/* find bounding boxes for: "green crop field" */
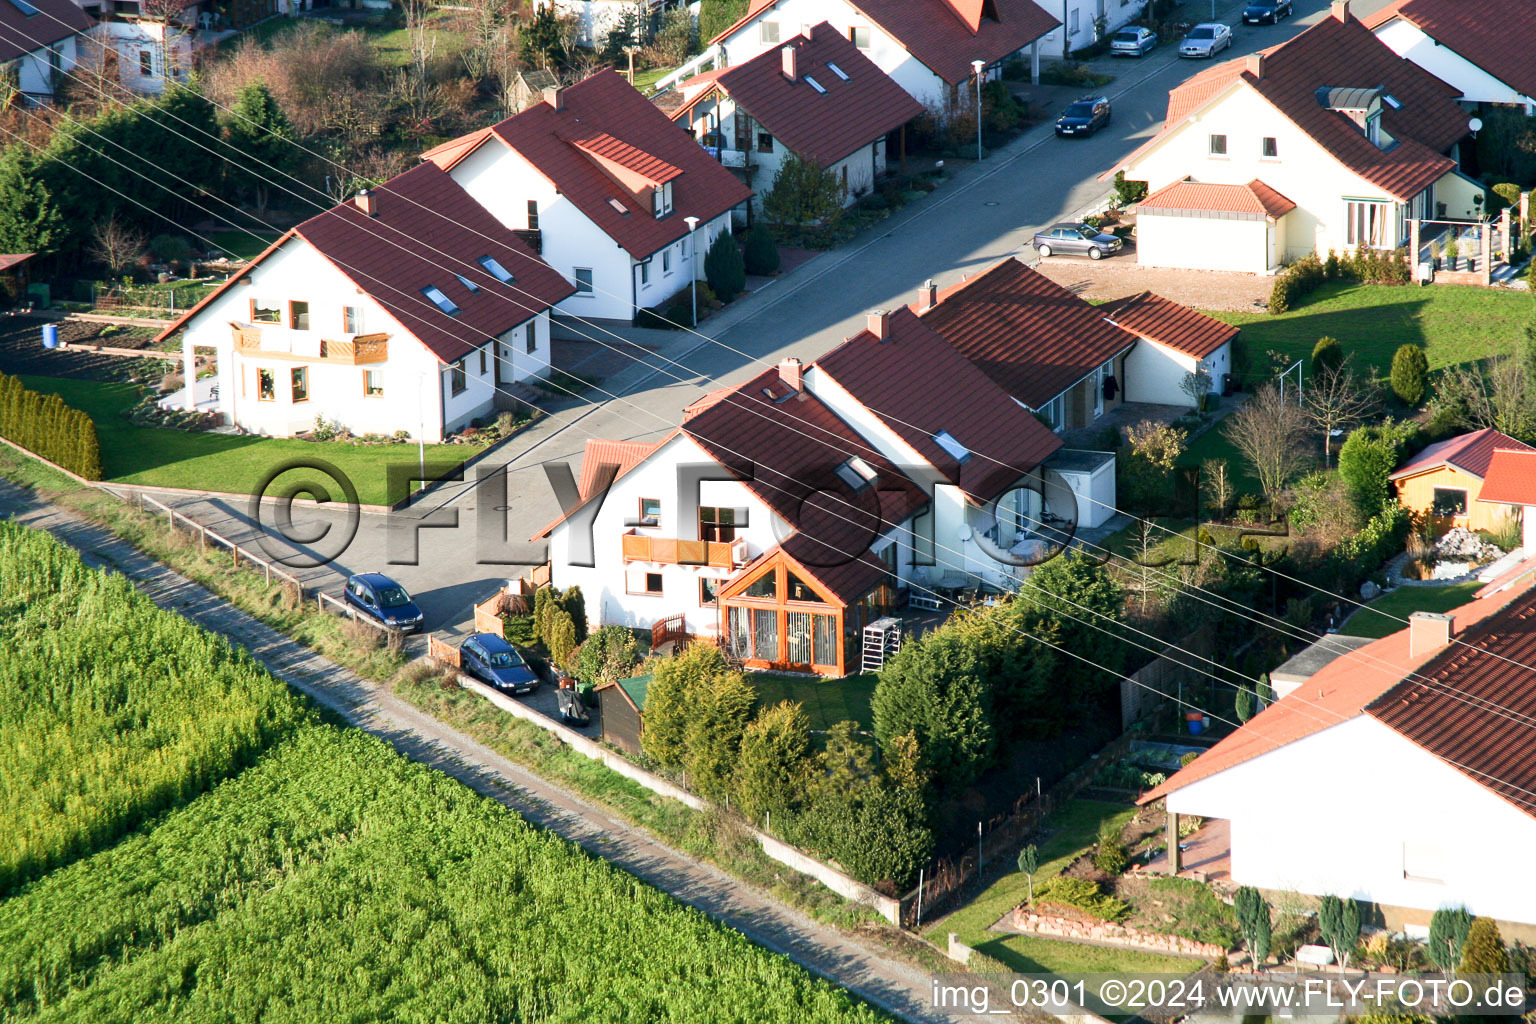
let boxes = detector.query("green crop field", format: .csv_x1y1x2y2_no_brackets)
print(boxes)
0,521,885,1023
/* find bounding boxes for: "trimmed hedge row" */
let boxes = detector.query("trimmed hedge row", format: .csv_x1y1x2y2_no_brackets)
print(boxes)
0,372,103,480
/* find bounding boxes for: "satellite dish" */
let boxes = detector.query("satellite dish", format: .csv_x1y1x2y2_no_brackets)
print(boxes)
1469,117,1484,132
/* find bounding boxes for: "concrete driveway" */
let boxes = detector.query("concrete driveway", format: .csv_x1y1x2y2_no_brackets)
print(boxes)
148,0,1391,636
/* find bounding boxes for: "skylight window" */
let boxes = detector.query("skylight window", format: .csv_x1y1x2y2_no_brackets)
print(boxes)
1383,93,1402,110
607,197,629,215
456,274,480,292
6,0,39,16
933,430,970,462
422,286,460,315
835,456,878,491
478,256,514,284
826,62,850,82
803,75,827,94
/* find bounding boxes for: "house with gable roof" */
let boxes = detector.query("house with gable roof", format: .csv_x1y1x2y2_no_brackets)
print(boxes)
1364,0,1536,114
154,162,574,441
1389,428,1535,535
1104,0,1480,276
670,22,923,212
1,0,92,100
422,70,754,325
1141,584,1536,937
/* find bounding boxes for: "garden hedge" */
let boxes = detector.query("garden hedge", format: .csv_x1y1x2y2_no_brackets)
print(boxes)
0,371,102,480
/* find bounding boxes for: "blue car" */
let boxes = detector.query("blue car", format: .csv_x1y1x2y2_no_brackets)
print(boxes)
460,633,539,694
343,572,424,632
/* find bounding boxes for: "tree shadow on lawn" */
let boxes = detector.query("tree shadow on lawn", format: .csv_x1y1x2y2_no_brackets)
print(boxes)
1216,283,1439,377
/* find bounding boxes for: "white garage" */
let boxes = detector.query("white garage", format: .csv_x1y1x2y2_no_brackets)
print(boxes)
1133,179,1294,276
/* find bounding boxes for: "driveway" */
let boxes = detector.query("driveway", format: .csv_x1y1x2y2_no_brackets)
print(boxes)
147,1,1380,637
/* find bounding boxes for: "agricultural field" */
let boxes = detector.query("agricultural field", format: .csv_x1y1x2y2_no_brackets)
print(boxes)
0,521,885,1023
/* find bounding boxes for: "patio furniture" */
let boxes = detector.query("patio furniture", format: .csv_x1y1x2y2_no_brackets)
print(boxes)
907,567,942,610
933,571,970,600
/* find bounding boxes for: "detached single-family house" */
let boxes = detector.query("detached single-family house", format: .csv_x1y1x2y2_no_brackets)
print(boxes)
1101,291,1239,406
705,0,1060,107
1,0,92,101
1142,586,1536,937
536,306,1077,672
530,0,671,49
1033,0,1154,62
1389,428,1534,533
1365,0,1536,114
87,5,196,94
422,70,753,324
670,22,922,212
155,162,575,441
1104,0,1479,275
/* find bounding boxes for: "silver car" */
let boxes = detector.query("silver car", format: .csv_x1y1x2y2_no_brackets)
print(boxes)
1110,26,1158,57
1033,223,1124,260
1179,22,1233,58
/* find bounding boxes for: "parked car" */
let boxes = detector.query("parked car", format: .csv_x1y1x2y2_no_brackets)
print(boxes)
1110,26,1158,56
460,632,540,694
1241,0,1292,23
343,572,424,631
1054,95,1112,137
1179,22,1233,58
1032,223,1124,260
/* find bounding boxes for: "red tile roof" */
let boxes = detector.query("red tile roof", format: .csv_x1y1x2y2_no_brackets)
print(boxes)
1107,10,1467,201
155,163,575,363
1474,449,1536,506
1389,428,1534,482
0,0,93,64
423,70,753,260
1102,291,1241,360
814,304,1063,503
576,439,662,500
710,0,1060,86
914,257,1139,411
691,22,923,169
0,253,34,272
1363,0,1536,102
1138,179,1297,219
1141,580,1534,809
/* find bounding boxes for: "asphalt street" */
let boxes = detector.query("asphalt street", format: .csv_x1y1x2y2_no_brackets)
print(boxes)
151,0,1392,635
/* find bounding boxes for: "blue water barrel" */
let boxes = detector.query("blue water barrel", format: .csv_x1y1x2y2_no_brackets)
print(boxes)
41,324,58,349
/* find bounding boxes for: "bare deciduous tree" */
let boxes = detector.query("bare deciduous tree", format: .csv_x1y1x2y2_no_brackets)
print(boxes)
1303,357,1380,466
1201,458,1233,521
90,216,148,276
1223,383,1312,507
1434,343,1536,444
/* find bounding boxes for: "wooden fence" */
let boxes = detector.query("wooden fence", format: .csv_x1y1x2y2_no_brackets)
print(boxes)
138,492,304,593
473,591,507,636
428,635,461,667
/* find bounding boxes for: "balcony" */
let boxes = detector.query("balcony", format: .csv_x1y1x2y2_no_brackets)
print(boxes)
621,529,748,568
231,325,389,365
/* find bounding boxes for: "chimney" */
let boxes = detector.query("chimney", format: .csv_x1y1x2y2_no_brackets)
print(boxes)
1331,0,1350,21
355,189,378,217
781,44,797,81
542,85,564,111
1409,611,1454,658
917,279,937,313
867,309,890,340
778,356,802,391
1245,53,1264,79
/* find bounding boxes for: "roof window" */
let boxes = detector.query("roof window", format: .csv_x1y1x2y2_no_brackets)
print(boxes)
826,62,850,82
607,197,629,215
422,286,460,315
803,75,826,94
933,430,970,462
6,0,38,15
835,456,878,491
478,256,514,283
456,274,480,292
1383,93,1402,109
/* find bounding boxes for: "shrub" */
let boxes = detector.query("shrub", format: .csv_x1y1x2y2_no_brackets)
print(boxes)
573,624,641,688
634,305,679,329
1034,876,1130,922
742,220,780,275
0,371,104,480
1311,336,1343,375
1112,170,1147,207
1458,918,1510,974
703,230,746,303
1390,344,1429,406
1268,253,1325,313
1093,819,1129,875
762,154,845,229
1338,424,1407,517
1428,906,1474,969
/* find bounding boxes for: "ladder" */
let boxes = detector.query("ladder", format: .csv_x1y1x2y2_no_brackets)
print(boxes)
861,617,902,673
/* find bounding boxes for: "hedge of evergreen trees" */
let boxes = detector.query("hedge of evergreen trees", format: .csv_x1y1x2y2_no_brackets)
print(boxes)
0,372,103,480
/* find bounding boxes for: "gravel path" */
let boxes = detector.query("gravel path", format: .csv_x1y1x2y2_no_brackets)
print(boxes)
1031,257,1275,312
0,478,962,1024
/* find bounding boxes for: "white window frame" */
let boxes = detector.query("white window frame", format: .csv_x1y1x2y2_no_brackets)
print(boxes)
759,20,779,43
1208,133,1228,156
573,268,594,295
1345,199,1391,249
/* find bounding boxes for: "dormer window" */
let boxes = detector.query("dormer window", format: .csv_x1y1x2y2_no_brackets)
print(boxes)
423,286,460,315
835,456,878,491
652,180,674,218
1366,110,1381,146
933,430,970,463
479,256,514,284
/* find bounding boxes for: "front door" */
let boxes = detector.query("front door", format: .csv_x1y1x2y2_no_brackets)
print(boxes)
494,342,507,388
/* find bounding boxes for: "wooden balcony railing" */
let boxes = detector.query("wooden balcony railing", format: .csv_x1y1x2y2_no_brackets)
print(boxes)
230,325,389,365
621,530,745,568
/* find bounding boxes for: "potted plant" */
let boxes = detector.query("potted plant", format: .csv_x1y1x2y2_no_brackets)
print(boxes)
1444,230,1459,271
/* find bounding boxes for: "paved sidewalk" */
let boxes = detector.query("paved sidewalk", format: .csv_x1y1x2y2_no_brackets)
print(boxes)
0,479,962,1024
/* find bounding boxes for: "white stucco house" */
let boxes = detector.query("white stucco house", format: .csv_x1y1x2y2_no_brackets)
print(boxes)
536,307,1079,672
422,69,753,325
1,0,92,101
1032,0,1149,60
154,162,575,442
670,22,922,214
89,14,194,94
1364,0,1536,114
697,0,1059,106
1144,586,1536,940
1102,290,1237,406
530,0,671,49
1104,1,1480,275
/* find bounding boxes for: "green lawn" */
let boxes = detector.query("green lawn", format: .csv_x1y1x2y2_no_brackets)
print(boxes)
208,229,282,262
365,10,468,67
750,672,877,732
23,375,469,506
1206,281,1535,378
632,65,675,92
1338,580,1484,638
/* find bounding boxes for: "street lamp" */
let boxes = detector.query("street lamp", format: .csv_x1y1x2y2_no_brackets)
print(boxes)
971,59,985,162
684,214,700,327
